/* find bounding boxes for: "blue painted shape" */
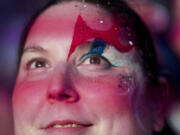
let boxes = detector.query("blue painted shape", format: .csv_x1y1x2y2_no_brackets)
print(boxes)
118,84,123,88
80,38,107,61
89,38,107,55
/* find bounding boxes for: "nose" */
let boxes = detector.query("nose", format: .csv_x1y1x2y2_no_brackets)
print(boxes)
46,70,79,104
47,89,79,104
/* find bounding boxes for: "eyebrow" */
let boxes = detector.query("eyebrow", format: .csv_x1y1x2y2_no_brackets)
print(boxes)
23,46,48,54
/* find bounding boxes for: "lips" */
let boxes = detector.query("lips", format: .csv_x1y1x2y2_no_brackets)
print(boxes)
43,120,93,129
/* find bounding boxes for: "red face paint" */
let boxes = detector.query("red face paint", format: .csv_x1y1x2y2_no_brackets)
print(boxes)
67,15,136,60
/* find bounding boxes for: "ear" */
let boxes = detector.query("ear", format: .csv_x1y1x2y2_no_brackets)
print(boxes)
153,77,170,132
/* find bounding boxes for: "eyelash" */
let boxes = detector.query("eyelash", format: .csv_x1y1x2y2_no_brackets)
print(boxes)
79,53,113,67
25,58,49,70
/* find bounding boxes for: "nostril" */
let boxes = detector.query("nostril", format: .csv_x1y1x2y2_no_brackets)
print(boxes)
58,92,79,103
47,90,79,104
59,94,70,100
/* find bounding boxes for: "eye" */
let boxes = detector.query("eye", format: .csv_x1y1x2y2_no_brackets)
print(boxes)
86,56,101,64
26,58,49,70
79,54,112,68
84,56,103,64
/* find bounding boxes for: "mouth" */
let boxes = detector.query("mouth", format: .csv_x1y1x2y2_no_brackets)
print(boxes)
43,120,93,129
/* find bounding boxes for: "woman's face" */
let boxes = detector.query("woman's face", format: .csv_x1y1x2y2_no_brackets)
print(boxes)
13,1,155,135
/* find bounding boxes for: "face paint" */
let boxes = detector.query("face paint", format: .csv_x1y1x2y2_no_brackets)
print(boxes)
80,38,107,60
13,2,154,135
67,15,136,60
78,38,116,68
78,38,139,69
118,74,133,94
89,38,107,55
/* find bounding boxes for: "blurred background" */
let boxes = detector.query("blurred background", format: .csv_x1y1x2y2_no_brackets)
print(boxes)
0,0,179,135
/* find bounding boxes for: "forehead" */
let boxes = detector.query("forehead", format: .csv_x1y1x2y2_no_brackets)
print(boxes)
26,1,136,59
27,1,113,40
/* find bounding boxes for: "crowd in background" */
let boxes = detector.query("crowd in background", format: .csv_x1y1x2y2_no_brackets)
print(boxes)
0,0,179,135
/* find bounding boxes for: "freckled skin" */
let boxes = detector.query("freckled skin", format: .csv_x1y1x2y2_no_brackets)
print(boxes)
13,1,155,135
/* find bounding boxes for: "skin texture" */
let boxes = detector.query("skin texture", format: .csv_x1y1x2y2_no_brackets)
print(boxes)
13,1,158,135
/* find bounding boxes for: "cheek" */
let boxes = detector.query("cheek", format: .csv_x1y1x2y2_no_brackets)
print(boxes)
13,79,48,121
117,73,134,94
72,71,135,114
